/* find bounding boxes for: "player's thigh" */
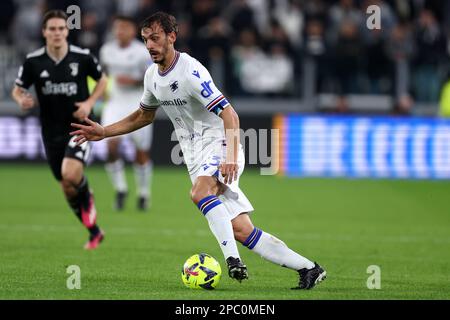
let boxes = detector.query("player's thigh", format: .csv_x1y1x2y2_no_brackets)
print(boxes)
61,157,84,184
43,141,66,181
130,124,153,152
135,149,149,164
61,135,91,182
106,137,121,158
190,176,220,203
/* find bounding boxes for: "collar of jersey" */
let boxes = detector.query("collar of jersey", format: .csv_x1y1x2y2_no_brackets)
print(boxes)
158,51,180,77
45,45,69,65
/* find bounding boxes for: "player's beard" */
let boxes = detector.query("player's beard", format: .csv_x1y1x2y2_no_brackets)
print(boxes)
152,39,170,65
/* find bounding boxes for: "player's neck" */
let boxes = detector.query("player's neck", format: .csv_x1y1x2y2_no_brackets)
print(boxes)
118,39,132,48
46,42,68,63
159,49,176,73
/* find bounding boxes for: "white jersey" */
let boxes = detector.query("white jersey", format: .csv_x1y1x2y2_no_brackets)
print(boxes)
100,40,154,151
140,51,231,173
100,39,151,102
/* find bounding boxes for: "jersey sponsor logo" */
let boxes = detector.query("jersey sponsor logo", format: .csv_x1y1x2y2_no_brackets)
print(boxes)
40,70,49,78
158,98,187,106
69,63,79,76
169,80,179,92
192,70,200,78
200,80,214,98
42,81,78,96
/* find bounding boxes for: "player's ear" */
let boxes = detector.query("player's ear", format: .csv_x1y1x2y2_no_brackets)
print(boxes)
63,25,69,37
168,31,177,45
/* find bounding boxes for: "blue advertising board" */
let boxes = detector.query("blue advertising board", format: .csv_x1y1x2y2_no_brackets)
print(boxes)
280,115,450,179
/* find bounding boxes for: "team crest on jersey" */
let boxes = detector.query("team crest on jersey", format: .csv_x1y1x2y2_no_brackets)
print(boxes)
69,63,79,76
170,80,179,93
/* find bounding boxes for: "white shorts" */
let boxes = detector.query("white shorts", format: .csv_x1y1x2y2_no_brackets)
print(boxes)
189,143,254,220
102,100,153,151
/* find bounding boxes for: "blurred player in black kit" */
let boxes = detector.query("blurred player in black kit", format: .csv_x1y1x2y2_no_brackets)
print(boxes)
11,10,108,249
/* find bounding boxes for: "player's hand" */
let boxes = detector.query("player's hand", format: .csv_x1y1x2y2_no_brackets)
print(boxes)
219,163,239,185
19,92,35,110
70,118,106,145
73,100,94,121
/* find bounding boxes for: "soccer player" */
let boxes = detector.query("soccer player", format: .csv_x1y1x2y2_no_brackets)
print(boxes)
71,12,326,288
12,10,108,250
99,16,154,211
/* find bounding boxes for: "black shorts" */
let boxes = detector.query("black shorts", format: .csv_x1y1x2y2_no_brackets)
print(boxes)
43,135,91,181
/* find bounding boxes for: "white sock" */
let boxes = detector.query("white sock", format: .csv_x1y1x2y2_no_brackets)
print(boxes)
197,195,240,260
244,228,315,270
133,161,152,198
105,159,127,193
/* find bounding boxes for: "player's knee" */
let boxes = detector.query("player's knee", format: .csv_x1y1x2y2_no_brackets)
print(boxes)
60,178,71,190
232,215,255,243
107,155,119,162
191,177,217,204
60,179,77,198
234,229,250,243
107,140,120,161
233,224,254,244
190,186,209,204
107,152,120,162
61,170,82,187
135,150,149,165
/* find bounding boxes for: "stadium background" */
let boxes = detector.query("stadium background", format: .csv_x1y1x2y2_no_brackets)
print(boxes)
0,0,449,300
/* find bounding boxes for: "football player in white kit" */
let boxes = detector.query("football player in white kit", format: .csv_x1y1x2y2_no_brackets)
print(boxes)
99,16,154,211
71,12,326,289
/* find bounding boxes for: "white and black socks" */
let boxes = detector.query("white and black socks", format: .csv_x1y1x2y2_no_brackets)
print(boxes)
105,159,128,194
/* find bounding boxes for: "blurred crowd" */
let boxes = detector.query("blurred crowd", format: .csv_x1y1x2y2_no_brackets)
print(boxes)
1,0,450,113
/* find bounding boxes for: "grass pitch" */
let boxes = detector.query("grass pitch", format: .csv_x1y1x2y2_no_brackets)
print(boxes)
0,164,449,299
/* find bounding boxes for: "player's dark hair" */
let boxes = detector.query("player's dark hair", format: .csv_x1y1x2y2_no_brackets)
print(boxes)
42,10,68,29
113,15,137,26
140,11,178,35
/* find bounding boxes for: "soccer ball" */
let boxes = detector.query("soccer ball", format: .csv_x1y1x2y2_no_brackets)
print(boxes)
181,253,222,290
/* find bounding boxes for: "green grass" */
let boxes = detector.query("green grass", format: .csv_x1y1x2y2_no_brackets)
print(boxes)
0,164,449,299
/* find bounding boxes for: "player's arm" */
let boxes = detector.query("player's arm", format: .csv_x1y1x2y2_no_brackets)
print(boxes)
12,59,35,110
11,85,35,110
70,108,156,145
73,73,108,121
72,65,159,145
185,61,240,184
219,105,240,184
